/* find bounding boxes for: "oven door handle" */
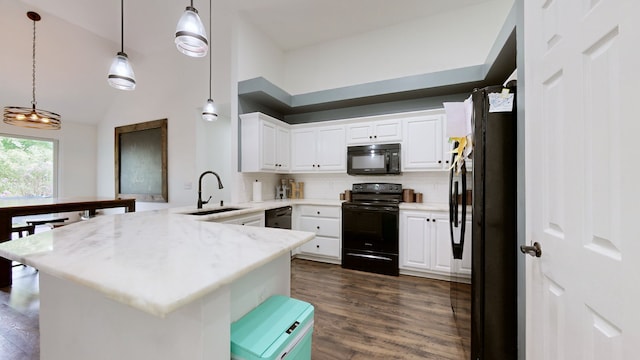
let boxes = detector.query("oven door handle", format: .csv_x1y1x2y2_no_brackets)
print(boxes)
343,204,398,213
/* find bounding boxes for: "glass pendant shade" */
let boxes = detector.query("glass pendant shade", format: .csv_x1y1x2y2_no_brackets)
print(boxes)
175,7,209,57
202,98,218,121
108,52,136,90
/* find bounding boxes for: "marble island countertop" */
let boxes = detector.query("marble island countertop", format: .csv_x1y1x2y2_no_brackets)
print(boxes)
0,208,315,318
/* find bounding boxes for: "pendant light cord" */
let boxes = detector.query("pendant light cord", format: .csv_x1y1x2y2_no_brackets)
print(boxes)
120,0,124,53
31,18,36,107
208,0,212,99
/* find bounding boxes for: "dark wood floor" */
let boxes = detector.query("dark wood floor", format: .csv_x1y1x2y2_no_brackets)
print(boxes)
0,259,469,359
0,265,39,360
291,259,469,359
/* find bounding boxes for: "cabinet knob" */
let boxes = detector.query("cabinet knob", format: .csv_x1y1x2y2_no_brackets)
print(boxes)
312,164,316,167
316,226,320,230
445,161,449,164
438,160,442,164
374,135,377,139
317,164,320,168
316,245,320,249
426,219,430,222
369,135,372,139
317,211,320,215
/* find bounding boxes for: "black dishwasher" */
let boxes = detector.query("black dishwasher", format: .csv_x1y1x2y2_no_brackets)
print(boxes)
265,206,292,229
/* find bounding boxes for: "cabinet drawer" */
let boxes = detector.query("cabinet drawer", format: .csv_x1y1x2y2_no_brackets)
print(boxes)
297,205,340,218
300,236,340,258
299,217,340,238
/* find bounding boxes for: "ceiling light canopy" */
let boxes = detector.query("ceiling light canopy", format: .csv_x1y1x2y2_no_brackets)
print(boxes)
175,1,208,57
107,0,136,90
3,11,61,130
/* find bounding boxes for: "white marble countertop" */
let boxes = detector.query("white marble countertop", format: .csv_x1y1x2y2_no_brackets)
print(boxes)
0,208,315,318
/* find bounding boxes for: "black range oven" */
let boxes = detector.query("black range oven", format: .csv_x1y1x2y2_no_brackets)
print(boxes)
341,183,402,276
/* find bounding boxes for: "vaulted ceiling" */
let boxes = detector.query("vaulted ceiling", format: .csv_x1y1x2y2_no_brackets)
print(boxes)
1,0,495,125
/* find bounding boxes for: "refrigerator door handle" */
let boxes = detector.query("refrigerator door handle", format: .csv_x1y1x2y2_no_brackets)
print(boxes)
453,181,459,225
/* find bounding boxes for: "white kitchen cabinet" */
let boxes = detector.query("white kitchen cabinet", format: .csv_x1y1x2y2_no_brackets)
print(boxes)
432,213,472,276
240,112,290,173
441,111,473,172
291,125,346,172
346,119,402,145
400,211,432,270
218,212,265,227
402,112,445,171
400,210,471,281
294,205,341,263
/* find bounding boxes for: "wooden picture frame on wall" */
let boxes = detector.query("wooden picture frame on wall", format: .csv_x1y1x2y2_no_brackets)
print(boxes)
115,119,168,202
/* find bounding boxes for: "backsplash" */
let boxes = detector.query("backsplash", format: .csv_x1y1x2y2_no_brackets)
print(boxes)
239,171,472,204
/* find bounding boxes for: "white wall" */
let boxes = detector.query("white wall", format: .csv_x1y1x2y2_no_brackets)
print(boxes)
233,1,510,203
0,121,97,200
236,17,286,89
282,0,513,94
96,3,236,211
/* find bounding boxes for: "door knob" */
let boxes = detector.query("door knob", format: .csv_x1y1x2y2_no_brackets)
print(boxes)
520,242,542,258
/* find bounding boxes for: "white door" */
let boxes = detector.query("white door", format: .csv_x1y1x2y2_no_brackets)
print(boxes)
525,0,640,359
402,115,443,170
260,120,277,170
316,126,346,171
399,211,431,270
290,128,317,171
276,126,290,171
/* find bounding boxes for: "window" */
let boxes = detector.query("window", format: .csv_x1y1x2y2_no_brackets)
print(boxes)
0,134,57,199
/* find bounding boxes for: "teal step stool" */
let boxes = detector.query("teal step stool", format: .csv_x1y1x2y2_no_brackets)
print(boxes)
231,295,314,360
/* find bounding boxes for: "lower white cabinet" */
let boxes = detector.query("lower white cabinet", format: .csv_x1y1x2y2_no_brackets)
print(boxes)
294,205,341,263
400,210,471,281
218,212,265,227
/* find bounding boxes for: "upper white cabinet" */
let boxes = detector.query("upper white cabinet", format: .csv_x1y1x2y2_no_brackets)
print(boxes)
402,112,444,171
346,119,402,145
291,125,346,172
240,109,459,174
240,112,290,173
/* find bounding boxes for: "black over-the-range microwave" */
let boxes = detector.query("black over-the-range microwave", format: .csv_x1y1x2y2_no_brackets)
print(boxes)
347,143,401,175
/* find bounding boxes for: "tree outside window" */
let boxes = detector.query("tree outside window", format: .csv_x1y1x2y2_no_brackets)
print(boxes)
0,135,55,199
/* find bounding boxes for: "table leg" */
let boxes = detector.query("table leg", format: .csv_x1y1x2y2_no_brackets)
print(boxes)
0,214,12,287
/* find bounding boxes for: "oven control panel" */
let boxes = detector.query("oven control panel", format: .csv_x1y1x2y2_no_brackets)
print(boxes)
352,183,402,194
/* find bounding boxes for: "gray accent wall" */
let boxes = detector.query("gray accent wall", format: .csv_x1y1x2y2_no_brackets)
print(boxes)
238,4,517,125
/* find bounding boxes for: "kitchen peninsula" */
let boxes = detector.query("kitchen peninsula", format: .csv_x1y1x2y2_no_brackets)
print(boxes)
0,197,136,287
0,207,315,360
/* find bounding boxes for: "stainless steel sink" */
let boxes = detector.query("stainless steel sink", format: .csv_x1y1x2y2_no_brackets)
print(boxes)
185,207,244,215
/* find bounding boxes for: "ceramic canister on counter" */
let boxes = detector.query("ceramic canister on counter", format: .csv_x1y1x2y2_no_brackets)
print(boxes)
345,190,352,201
414,193,423,203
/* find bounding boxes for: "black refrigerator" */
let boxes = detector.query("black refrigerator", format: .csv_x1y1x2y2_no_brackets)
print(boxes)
449,82,518,359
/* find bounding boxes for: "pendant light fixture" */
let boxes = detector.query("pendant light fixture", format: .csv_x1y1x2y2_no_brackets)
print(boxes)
175,0,208,57
3,12,61,130
107,0,136,90
201,0,217,122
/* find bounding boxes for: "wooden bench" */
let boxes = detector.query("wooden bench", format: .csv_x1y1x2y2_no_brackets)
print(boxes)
26,217,69,228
